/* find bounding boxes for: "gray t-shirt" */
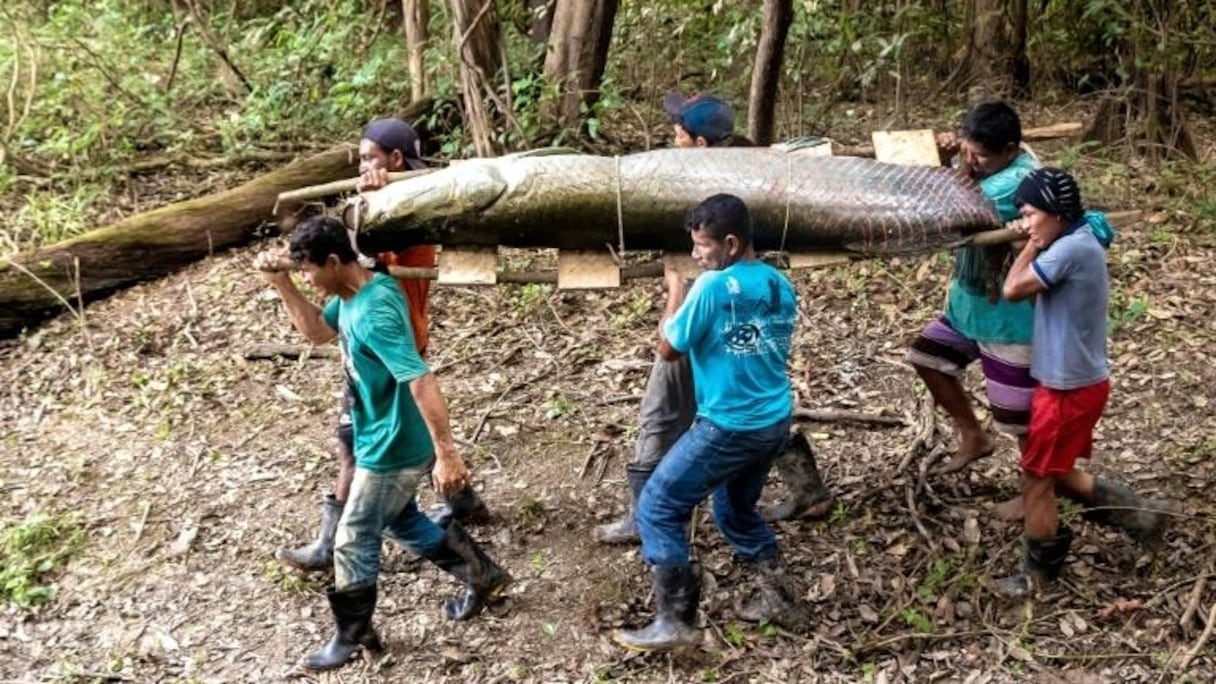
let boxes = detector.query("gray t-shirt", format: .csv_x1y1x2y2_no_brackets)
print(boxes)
1030,228,1110,389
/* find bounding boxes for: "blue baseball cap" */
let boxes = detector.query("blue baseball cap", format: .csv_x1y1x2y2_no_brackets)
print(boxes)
663,91,734,143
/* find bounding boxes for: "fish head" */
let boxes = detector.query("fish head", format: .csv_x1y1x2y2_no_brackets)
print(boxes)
364,161,507,229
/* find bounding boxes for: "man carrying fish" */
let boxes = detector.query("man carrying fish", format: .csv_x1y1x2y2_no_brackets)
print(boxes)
614,194,806,652
906,102,1040,494
274,118,490,575
264,215,511,671
594,92,834,547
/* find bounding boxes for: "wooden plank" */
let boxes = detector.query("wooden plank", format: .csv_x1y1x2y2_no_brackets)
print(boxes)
662,254,701,281
437,247,498,285
787,252,851,269
872,129,940,166
557,251,621,289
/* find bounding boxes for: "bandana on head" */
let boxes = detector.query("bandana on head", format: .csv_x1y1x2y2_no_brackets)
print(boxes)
1015,167,1084,223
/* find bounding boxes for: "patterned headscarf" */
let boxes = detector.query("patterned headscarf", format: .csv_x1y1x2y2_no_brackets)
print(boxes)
1015,167,1084,223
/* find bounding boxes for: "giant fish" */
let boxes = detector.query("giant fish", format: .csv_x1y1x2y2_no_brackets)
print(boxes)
344,147,1001,256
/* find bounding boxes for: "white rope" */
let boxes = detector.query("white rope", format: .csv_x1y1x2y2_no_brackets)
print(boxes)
778,153,793,260
614,155,626,258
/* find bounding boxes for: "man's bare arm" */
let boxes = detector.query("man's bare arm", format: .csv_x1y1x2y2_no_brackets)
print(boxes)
254,251,336,344
409,372,469,496
1003,241,1044,302
657,270,688,361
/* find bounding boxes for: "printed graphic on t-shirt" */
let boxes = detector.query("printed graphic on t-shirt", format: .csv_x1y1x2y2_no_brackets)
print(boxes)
719,275,796,357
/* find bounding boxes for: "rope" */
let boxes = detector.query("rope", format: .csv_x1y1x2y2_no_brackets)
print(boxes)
614,155,626,258
778,153,793,260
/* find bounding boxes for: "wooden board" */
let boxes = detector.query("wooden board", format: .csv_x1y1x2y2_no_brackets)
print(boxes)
662,253,701,281
871,129,940,167
557,251,621,289
787,252,851,269
437,247,498,285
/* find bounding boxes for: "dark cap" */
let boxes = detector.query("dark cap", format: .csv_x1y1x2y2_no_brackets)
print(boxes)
663,91,734,143
361,118,426,171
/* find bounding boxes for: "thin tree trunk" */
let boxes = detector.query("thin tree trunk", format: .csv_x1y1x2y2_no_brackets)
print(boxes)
403,0,430,101
747,0,793,146
542,0,619,133
449,0,503,156
1009,0,1030,96
956,0,1012,99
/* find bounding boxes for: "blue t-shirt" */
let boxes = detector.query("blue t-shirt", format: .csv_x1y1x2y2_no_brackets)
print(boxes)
322,273,434,471
1029,225,1110,389
944,152,1037,344
662,260,796,431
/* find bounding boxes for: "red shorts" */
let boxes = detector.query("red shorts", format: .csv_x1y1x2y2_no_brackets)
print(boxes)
1020,380,1110,478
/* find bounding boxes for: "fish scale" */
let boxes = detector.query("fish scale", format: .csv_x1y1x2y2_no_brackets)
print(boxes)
349,148,1000,256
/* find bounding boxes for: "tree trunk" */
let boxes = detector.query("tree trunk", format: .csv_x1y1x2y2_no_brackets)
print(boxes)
958,0,1012,99
541,0,619,133
526,0,556,45
0,145,359,338
747,0,794,146
1085,71,1199,161
449,0,504,157
1008,0,1030,97
402,0,430,101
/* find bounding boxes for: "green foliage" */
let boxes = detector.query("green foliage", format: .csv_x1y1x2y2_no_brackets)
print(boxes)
900,607,933,634
0,513,84,608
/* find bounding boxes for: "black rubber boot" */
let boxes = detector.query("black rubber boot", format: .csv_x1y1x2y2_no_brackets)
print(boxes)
613,565,703,652
278,494,343,572
762,431,834,522
302,583,384,671
428,484,494,528
1082,478,1173,546
594,464,652,545
995,526,1073,598
422,522,512,621
735,554,809,630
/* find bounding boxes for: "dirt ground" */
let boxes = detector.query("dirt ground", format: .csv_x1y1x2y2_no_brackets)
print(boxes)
2,113,1215,683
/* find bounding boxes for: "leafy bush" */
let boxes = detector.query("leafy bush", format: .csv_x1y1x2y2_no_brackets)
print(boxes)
0,513,84,608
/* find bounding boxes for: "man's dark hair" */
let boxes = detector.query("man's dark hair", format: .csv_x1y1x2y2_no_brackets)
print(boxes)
960,101,1022,153
289,216,358,266
684,193,753,246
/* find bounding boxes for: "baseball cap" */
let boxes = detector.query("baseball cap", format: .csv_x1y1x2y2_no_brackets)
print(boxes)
361,118,427,171
663,91,735,143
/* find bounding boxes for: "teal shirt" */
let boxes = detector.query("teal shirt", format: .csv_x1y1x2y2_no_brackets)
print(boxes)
944,152,1037,344
323,273,433,472
662,261,796,431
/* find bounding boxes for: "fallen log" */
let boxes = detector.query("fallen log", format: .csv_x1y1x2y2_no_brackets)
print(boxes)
832,122,1084,158
0,144,359,338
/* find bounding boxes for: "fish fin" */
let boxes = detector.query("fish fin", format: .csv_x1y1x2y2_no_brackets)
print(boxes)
771,136,832,154
499,147,582,160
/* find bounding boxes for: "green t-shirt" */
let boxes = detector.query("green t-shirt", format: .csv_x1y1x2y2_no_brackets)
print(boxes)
323,273,433,472
944,152,1037,344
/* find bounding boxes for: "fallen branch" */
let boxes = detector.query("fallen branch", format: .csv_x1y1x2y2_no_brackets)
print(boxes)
793,407,905,426
1179,598,1216,673
1180,560,1214,634
243,343,339,361
834,122,1085,158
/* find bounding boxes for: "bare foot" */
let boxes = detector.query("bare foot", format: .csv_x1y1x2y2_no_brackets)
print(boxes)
932,434,996,475
993,494,1025,522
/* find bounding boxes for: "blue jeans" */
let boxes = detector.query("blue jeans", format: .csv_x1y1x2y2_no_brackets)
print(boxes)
636,416,791,567
333,463,446,590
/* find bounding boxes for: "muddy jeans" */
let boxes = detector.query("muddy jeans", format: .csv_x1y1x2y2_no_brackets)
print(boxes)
633,355,697,469
333,462,446,590
636,416,791,567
